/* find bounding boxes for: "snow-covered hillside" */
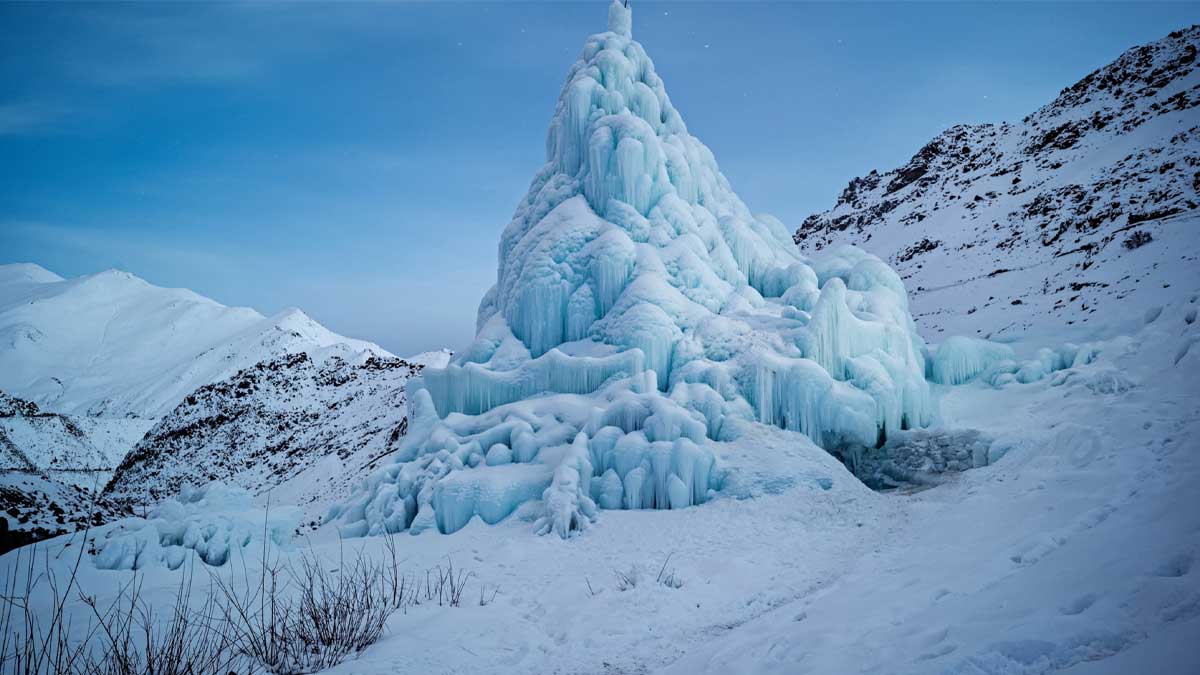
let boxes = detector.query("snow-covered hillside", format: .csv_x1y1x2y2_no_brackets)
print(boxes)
0,391,141,553
103,351,432,519
0,263,389,419
1,391,150,477
0,263,399,547
794,26,1200,342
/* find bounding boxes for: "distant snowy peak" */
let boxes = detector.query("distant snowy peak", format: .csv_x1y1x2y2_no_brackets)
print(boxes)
104,351,426,516
407,348,454,369
0,262,63,287
0,388,152,478
794,25,1200,341
0,264,392,418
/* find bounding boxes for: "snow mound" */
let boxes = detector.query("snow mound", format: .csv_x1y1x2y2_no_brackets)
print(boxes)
331,2,932,539
92,482,297,570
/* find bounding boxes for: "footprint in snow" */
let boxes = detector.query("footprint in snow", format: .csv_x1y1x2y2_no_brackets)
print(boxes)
1151,551,1193,578
1060,592,1098,616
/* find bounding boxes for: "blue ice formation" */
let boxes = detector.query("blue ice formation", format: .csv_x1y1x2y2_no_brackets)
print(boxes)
330,2,933,538
92,482,297,570
928,337,1094,387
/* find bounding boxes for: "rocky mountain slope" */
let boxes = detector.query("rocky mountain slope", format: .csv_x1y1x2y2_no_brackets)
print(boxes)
0,391,142,553
0,263,389,419
1,391,150,477
103,350,447,522
794,26,1200,342
0,263,414,547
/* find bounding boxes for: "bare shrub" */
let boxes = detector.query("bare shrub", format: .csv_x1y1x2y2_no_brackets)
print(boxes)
655,553,683,589
0,539,94,675
213,542,396,675
478,584,500,607
78,564,245,675
0,537,248,675
613,565,639,592
1123,230,1153,250
1,520,488,675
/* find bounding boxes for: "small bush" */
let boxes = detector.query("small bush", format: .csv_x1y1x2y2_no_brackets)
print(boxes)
1123,230,1153,250
655,553,683,589
1,525,489,675
0,537,246,675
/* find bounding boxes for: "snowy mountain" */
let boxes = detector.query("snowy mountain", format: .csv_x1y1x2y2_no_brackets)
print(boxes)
1,391,150,477
794,26,1200,342
103,351,435,520
0,263,399,546
0,263,390,419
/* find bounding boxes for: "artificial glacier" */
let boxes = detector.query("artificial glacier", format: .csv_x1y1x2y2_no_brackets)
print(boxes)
330,1,934,539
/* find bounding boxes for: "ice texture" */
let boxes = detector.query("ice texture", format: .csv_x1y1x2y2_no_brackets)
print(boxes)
91,482,297,570
332,1,933,538
930,336,1094,388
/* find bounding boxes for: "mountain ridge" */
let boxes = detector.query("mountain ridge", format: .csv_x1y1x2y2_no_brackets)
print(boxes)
0,263,391,419
794,25,1200,342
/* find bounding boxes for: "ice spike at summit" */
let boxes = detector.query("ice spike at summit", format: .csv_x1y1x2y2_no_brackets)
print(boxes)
329,1,933,539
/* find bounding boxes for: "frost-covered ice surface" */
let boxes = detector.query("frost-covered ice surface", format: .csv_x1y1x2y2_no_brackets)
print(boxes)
332,0,931,539
89,482,297,570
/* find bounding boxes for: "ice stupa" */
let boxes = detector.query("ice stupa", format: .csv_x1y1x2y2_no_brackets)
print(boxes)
331,1,932,538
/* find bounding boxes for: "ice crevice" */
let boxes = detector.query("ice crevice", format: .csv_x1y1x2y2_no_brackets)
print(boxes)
331,1,939,539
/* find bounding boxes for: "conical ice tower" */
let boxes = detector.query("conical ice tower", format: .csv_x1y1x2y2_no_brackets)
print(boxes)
332,2,932,538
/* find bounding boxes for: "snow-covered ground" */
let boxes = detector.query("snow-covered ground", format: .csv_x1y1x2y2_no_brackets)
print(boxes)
666,298,1200,675
5,294,1196,674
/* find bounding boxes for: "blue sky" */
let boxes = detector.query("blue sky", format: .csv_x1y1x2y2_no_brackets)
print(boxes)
2,1,1195,355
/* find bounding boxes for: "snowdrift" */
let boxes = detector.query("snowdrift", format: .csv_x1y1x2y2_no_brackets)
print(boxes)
331,2,933,539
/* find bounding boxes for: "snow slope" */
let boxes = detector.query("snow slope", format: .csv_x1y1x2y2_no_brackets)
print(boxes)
0,391,150,552
7,295,1196,673
103,352,428,520
794,26,1200,344
0,263,390,419
664,296,1200,675
1,391,150,475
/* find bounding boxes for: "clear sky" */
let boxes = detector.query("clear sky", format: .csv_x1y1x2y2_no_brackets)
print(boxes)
2,1,1196,355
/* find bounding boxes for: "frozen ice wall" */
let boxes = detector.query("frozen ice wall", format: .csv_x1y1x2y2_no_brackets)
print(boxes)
331,1,933,538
